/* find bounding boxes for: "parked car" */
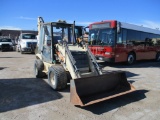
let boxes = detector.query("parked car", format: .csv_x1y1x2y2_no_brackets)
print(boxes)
0,38,13,51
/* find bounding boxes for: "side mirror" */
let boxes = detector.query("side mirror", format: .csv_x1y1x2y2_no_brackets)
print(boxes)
117,22,121,34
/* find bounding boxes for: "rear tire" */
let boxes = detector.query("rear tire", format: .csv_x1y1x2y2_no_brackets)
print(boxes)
34,59,46,78
127,53,135,65
48,65,67,90
155,52,160,62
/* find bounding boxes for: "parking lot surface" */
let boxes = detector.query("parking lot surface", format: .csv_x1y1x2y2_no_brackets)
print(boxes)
0,52,160,120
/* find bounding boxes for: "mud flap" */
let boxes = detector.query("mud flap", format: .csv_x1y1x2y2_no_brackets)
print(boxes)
70,71,135,106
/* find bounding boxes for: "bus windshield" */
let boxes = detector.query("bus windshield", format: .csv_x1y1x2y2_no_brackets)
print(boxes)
88,28,115,46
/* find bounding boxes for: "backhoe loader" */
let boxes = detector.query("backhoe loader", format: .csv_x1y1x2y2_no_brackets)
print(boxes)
34,17,135,106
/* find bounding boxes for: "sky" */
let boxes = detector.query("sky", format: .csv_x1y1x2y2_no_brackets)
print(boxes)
0,0,160,30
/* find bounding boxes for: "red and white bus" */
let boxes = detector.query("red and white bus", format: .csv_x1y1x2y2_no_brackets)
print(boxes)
88,20,160,64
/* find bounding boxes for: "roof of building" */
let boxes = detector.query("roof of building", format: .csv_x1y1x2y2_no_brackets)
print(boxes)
0,29,38,40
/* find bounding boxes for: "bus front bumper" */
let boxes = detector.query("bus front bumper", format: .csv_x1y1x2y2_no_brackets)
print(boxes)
96,56,115,62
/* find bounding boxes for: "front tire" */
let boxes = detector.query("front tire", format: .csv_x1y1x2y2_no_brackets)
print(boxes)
48,65,67,90
127,53,135,65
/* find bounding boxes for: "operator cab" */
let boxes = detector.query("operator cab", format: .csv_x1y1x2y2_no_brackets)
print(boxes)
38,21,84,63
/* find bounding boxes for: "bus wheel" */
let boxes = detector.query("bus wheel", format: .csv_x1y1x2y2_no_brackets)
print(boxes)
127,53,135,65
155,52,160,62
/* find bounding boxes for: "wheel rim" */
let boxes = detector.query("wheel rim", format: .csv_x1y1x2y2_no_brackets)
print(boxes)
50,72,55,86
128,54,134,64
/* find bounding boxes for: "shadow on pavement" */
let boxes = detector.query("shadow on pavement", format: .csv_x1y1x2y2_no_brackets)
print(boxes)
0,78,62,113
98,60,160,69
102,70,140,78
79,90,148,115
0,67,8,70
0,57,22,58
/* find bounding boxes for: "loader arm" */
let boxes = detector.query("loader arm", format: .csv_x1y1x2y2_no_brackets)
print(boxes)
63,42,81,78
85,44,102,75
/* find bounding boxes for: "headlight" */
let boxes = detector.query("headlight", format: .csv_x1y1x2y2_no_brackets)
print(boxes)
105,52,114,55
105,52,110,55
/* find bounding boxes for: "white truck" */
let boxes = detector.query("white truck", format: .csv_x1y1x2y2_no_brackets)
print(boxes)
17,33,37,54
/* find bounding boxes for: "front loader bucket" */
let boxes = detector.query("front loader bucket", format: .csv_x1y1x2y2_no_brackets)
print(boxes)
70,71,135,106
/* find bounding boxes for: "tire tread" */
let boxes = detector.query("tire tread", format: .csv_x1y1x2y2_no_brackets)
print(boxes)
48,65,67,90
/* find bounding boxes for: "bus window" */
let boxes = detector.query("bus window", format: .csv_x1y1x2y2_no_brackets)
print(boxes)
117,29,122,43
141,32,149,41
127,30,141,44
141,32,155,46
157,35,160,45
152,34,160,45
127,29,134,44
122,29,127,44
117,29,127,44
